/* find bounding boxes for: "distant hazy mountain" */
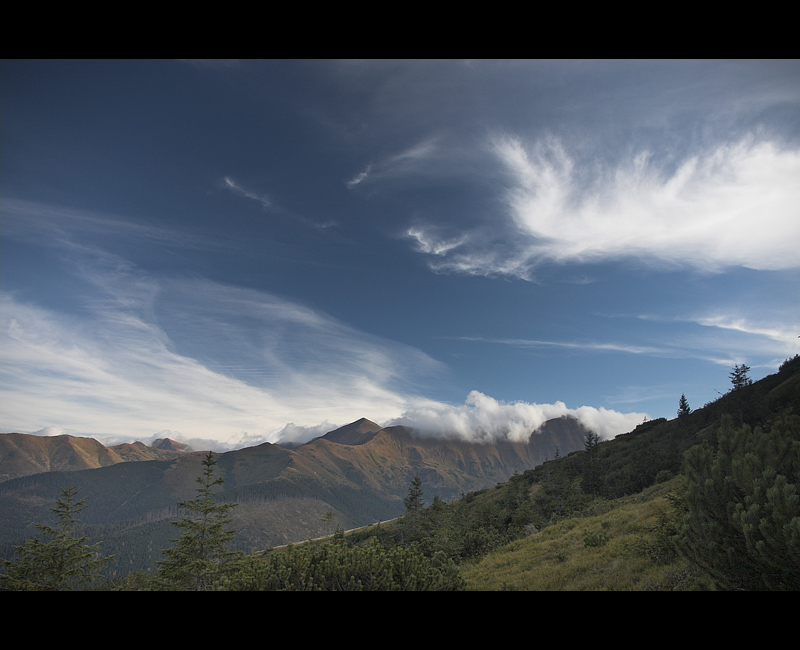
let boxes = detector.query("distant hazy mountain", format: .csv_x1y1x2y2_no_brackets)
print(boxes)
0,416,590,572
0,433,190,482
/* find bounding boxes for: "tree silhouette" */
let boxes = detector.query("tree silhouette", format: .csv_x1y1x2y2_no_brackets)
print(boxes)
0,485,113,591
729,364,752,391
156,452,239,590
678,394,691,419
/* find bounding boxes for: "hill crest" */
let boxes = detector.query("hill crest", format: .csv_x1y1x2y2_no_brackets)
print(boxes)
0,432,190,482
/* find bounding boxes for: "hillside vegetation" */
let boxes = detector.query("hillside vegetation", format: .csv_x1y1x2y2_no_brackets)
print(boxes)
459,476,710,590
2,356,798,590
0,415,589,573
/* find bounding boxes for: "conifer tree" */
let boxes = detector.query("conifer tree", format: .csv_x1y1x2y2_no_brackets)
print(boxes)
729,363,752,391
677,394,691,419
156,452,239,590
581,431,604,496
404,475,425,515
728,363,753,423
675,415,800,590
0,485,113,591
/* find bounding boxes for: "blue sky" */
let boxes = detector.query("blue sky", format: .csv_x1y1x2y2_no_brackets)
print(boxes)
2,59,799,450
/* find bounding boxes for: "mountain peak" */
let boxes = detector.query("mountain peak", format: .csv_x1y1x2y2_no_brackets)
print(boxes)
150,437,192,452
319,418,383,445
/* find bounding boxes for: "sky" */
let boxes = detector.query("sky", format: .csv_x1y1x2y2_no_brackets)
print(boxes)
2,59,799,451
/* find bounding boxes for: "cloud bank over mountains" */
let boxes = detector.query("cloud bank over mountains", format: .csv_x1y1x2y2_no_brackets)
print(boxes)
389,390,646,444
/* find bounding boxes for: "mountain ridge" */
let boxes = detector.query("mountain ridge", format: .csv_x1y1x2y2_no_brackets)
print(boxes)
0,433,191,483
0,415,591,570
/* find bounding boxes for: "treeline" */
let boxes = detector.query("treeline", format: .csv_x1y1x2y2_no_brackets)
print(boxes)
0,453,463,591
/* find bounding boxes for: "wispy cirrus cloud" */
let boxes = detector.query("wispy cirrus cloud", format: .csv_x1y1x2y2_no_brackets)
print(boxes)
222,176,336,230
636,311,800,368
4,266,655,449
455,305,800,371
2,198,221,252
0,276,446,449
346,136,442,188
454,335,666,357
407,134,800,279
223,176,272,209
0,210,443,448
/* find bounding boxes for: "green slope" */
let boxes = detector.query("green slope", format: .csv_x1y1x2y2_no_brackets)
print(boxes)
345,356,800,590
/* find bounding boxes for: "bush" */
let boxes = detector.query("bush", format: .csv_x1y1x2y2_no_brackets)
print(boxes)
220,538,465,591
675,415,800,590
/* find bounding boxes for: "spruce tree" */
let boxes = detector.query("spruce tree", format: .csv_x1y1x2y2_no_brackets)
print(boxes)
0,485,114,591
677,394,691,419
404,475,425,514
729,363,752,391
156,452,239,590
581,431,604,496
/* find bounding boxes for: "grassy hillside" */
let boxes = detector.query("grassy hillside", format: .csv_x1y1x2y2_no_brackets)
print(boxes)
343,355,800,590
459,476,712,590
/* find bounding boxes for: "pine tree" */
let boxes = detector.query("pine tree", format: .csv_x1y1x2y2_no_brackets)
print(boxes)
0,485,114,591
404,475,425,515
584,431,601,452
729,363,752,391
675,415,800,590
581,432,604,496
678,394,691,419
728,363,753,423
156,452,239,590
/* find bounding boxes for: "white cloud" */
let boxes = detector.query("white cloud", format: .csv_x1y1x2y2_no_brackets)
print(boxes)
33,426,70,437
346,164,372,188
273,421,341,446
0,273,445,450
223,176,272,209
691,314,798,346
2,198,220,252
673,312,800,368
406,226,467,256
456,335,666,356
410,134,800,278
0,272,650,449
222,176,336,230
346,137,442,189
389,390,646,443
455,307,800,374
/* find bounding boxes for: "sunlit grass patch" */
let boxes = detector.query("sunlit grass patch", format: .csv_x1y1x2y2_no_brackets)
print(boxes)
461,479,710,590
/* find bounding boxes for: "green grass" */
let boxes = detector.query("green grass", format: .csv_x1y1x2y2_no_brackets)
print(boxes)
460,478,714,591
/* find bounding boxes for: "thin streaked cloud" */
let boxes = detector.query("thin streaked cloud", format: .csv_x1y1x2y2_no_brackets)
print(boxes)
223,176,272,209
454,335,667,357
2,198,223,251
0,273,446,449
407,134,800,279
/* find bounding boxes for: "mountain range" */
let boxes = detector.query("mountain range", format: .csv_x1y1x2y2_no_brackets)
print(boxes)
0,414,590,573
0,433,189,483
